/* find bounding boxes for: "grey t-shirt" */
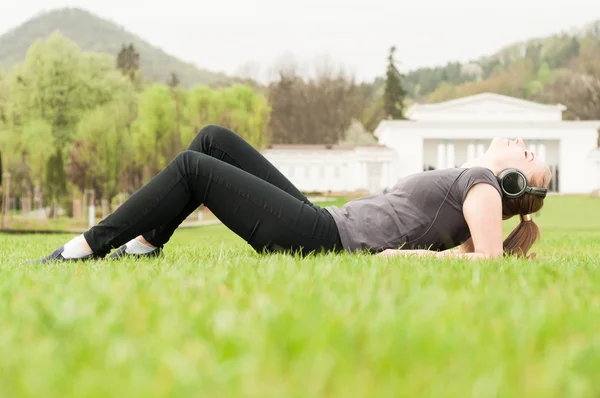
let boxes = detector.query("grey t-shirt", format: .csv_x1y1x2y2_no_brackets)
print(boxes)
324,167,502,253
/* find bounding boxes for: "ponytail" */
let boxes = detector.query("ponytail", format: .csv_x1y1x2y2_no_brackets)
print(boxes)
503,217,541,259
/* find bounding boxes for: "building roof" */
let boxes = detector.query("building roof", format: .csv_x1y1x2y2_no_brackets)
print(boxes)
376,120,600,129
373,120,600,140
265,144,389,151
406,92,566,119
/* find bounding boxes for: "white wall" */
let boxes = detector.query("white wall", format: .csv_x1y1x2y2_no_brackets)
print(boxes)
375,128,423,181
560,134,598,193
262,147,395,193
587,150,600,193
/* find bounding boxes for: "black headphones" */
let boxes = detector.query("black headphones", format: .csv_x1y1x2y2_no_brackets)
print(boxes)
497,168,547,199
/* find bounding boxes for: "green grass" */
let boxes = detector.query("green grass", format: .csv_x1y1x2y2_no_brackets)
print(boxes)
1,196,600,397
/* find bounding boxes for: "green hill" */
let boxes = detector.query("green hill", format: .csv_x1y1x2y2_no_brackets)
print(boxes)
403,19,600,101
0,8,230,87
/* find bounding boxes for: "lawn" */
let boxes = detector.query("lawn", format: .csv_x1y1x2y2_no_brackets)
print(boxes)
1,196,600,397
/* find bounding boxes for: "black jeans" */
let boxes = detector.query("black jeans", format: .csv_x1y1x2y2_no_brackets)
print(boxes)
83,125,343,257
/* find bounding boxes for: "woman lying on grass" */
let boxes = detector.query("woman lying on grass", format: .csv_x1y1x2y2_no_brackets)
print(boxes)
35,125,551,263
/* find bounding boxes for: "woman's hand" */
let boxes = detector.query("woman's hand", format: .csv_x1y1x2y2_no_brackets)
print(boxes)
377,249,400,257
377,249,433,258
377,247,497,260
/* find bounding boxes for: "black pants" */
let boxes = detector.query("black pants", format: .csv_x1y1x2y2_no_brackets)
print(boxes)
83,125,343,257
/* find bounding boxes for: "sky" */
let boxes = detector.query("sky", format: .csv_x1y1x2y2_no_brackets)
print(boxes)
1,0,599,82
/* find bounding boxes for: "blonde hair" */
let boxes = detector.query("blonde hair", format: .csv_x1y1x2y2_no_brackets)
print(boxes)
501,166,552,259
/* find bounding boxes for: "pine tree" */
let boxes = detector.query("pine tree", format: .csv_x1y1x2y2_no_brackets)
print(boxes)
117,43,140,82
167,72,180,88
384,46,407,119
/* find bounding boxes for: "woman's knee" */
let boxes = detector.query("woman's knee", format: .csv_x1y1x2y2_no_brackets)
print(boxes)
175,150,203,171
190,125,234,148
198,124,228,137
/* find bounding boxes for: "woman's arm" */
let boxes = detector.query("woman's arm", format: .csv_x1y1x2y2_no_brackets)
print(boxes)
377,184,504,260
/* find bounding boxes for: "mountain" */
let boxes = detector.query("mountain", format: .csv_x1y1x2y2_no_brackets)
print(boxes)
0,8,230,87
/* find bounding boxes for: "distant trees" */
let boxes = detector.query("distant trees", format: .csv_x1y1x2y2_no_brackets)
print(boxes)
267,63,362,145
426,60,537,103
404,62,479,99
5,33,132,205
401,32,593,101
0,33,271,215
541,42,600,120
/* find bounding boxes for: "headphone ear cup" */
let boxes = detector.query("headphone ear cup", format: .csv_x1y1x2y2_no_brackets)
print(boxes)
499,169,527,198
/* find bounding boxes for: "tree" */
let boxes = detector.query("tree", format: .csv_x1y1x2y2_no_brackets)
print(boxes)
187,84,271,149
6,34,86,203
542,72,600,120
0,72,7,125
0,73,9,159
117,43,140,82
168,72,184,156
69,99,135,200
167,72,180,88
44,147,67,217
541,43,600,120
11,34,84,143
19,120,54,197
383,46,407,119
267,62,360,145
338,120,378,145
218,84,271,149
132,84,178,175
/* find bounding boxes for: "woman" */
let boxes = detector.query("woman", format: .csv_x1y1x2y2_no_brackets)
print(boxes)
35,125,551,263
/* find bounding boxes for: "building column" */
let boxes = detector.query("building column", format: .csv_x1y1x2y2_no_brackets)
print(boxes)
352,161,360,191
437,141,446,170
467,142,476,162
537,143,546,162
361,161,368,190
477,143,485,157
382,162,390,189
344,162,351,191
446,142,455,169
529,143,538,159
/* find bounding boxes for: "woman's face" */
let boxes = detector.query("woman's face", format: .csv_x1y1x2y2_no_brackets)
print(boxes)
485,137,548,183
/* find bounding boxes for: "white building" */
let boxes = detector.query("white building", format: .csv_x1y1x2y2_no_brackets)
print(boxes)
264,93,600,194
